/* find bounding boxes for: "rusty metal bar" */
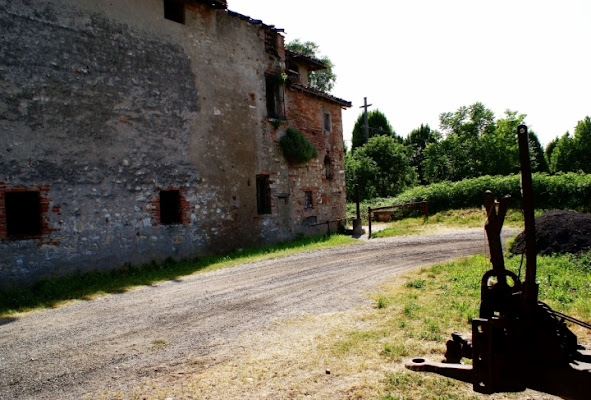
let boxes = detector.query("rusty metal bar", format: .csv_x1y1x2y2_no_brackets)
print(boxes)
517,124,538,309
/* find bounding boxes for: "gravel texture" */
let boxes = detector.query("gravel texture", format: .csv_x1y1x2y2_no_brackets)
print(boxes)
0,228,516,399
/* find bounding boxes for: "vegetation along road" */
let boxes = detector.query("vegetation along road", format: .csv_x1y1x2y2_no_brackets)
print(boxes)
0,228,516,399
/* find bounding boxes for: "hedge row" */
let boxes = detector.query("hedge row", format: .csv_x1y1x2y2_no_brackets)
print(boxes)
348,173,591,216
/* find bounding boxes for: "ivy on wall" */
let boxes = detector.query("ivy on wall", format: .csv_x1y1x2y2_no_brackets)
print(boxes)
279,128,317,165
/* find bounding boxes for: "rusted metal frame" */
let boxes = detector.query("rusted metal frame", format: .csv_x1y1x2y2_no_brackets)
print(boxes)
405,125,591,400
517,124,539,310
483,191,511,272
538,302,591,331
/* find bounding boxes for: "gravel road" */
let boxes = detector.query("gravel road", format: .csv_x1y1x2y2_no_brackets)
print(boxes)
0,229,516,399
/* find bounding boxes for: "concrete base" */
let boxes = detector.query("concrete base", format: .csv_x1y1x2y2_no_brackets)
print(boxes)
352,218,364,236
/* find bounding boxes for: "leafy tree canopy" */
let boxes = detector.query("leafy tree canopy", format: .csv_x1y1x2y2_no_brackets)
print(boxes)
404,124,441,185
351,109,401,151
285,39,336,93
550,116,591,173
423,104,548,183
440,101,495,138
346,135,416,200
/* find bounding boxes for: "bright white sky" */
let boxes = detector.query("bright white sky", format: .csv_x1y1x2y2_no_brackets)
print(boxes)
235,0,590,148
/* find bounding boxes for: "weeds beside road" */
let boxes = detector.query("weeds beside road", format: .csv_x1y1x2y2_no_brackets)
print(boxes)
2,210,589,399
121,251,590,400
0,228,504,400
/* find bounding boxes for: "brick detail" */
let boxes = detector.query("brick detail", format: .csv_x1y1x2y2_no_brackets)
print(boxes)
0,183,57,241
148,187,191,225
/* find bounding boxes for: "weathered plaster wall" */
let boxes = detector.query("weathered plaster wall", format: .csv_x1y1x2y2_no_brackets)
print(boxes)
0,0,281,288
0,0,347,289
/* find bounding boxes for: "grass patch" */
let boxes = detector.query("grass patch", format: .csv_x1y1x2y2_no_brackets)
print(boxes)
296,250,590,399
0,234,356,317
99,250,591,400
150,339,171,351
365,251,591,399
370,208,524,239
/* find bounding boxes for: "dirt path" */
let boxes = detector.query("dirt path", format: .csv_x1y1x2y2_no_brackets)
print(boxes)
0,228,515,400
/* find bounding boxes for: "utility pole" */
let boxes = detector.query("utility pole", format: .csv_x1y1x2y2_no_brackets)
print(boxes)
360,97,372,144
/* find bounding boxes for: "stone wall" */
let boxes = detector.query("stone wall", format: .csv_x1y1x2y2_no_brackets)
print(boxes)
0,0,348,289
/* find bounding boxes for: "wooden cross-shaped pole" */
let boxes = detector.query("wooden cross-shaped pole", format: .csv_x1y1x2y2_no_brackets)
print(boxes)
360,97,372,144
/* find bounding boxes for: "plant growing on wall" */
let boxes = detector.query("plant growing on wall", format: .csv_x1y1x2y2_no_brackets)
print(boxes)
279,128,318,165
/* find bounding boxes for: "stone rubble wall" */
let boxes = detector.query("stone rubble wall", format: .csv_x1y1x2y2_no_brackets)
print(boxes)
0,0,347,289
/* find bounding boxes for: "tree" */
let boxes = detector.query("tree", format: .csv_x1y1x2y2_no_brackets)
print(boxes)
440,102,495,138
345,135,416,200
285,39,336,93
422,102,497,183
550,132,575,173
423,134,476,183
404,124,440,185
528,131,549,173
479,109,523,176
550,116,591,173
545,137,559,165
484,110,548,174
351,109,400,151
423,104,547,183
574,116,591,172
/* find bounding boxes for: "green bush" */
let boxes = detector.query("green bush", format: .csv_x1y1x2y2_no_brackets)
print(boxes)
349,173,591,215
279,128,317,165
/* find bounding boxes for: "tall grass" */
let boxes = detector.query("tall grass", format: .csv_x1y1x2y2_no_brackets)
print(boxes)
340,251,591,399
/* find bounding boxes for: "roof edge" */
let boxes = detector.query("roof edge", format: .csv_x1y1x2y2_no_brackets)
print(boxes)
285,49,326,71
289,84,352,108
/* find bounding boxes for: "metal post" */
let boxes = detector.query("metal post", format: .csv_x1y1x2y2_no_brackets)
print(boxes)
517,124,538,309
355,184,361,220
352,184,363,235
368,207,372,239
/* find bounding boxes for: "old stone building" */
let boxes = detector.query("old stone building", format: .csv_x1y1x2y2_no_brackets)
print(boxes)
0,0,351,289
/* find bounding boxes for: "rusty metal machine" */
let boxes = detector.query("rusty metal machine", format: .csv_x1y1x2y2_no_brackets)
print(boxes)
405,125,591,400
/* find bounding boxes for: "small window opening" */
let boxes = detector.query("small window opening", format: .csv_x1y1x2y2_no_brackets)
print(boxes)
265,75,283,119
6,191,41,237
324,155,334,180
287,62,300,83
256,175,272,214
305,191,314,209
164,0,185,24
160,190,182,224
323,111,332,132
